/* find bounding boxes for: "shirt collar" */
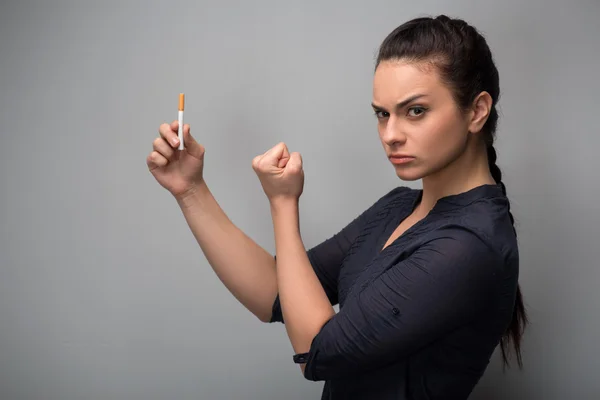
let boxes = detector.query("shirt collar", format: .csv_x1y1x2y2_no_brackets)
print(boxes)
411,183,504,214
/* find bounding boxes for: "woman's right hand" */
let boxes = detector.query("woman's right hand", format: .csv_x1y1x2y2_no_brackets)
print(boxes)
147,121,206,199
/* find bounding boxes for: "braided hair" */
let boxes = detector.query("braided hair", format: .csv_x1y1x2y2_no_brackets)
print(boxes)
376,15,528,369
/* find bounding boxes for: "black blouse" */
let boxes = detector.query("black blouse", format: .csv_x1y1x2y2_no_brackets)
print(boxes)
270,184,519,400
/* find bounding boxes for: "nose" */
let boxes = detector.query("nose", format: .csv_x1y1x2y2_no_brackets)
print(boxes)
380,116,407,147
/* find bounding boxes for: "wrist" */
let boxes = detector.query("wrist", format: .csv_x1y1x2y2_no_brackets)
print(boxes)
269,197,298,213
175,181,209,210
270,198,300,232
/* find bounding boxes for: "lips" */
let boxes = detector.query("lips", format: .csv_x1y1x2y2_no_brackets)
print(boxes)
388,155,415,165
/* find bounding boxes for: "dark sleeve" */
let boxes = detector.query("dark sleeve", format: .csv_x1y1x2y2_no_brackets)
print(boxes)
269,187,403,324
297,227,501,381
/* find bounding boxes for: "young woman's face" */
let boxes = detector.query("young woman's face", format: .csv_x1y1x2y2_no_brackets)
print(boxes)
372,60,471,181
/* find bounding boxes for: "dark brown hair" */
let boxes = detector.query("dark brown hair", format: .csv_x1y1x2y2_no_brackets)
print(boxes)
375,15,528,369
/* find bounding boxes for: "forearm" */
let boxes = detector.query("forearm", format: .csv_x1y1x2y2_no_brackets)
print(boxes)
270,200,335,356
176,182,278,322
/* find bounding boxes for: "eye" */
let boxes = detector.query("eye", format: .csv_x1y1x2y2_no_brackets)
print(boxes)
407,106,427,117
374,110,389,119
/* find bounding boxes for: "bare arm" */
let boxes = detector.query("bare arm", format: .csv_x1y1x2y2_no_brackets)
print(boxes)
175,182,277,322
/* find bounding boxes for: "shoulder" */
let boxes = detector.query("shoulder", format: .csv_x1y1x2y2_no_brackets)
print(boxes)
397,226,507,297
429,197,519,275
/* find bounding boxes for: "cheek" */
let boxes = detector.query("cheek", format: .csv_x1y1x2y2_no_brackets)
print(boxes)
417,114,466,157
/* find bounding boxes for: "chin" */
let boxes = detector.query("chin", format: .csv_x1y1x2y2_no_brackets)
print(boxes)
394,167,424,182
396,174,421,182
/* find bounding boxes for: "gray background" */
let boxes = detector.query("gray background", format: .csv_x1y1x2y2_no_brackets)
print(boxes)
1,0,599,399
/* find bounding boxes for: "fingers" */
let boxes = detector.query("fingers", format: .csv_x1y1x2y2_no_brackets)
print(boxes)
147,151,168,169
253,142,289,170
164,121,204,157
153,136,175,159
169,120,191,137
150,122,185,170
251,154,262,171
264,142,287,160
160,122,181,148
289,151,302,165
287,152,303,172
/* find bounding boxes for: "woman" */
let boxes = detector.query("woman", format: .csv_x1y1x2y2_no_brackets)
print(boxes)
147,14,527,400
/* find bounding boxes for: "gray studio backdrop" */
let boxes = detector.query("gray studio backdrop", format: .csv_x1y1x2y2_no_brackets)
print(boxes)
1,1,599,399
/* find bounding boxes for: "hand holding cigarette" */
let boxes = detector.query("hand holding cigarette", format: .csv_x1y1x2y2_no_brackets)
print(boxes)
147,93,207,199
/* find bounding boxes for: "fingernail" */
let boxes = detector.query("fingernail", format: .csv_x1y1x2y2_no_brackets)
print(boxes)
172,138,179,146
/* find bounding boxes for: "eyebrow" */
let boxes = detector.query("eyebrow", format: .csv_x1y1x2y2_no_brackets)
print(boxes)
371,94,428,112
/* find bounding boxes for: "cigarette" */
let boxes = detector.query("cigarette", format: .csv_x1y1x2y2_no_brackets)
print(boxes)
178,93,185,150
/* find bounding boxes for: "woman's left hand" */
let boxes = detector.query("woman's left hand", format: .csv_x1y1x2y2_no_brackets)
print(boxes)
252,142,304,204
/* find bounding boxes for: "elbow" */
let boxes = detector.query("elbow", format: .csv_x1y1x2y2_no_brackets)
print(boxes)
301,357,366,382
257,305,284,323
256,309,273,323
294,348,333,382
259,294,282,323
298,342,371,381
257,315,270,323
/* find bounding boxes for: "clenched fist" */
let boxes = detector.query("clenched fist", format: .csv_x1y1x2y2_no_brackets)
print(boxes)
252,142,304,203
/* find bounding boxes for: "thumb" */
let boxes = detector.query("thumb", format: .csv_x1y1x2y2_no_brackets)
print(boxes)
182,125,205,158
278,144,290,168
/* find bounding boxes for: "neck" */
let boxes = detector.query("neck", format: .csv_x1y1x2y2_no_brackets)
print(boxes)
417,138,495,214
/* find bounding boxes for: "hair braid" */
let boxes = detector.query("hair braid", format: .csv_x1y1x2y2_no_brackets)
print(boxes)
487,144,527,369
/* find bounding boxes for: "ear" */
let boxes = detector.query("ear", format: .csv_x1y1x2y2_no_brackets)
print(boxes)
468,91,493,134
